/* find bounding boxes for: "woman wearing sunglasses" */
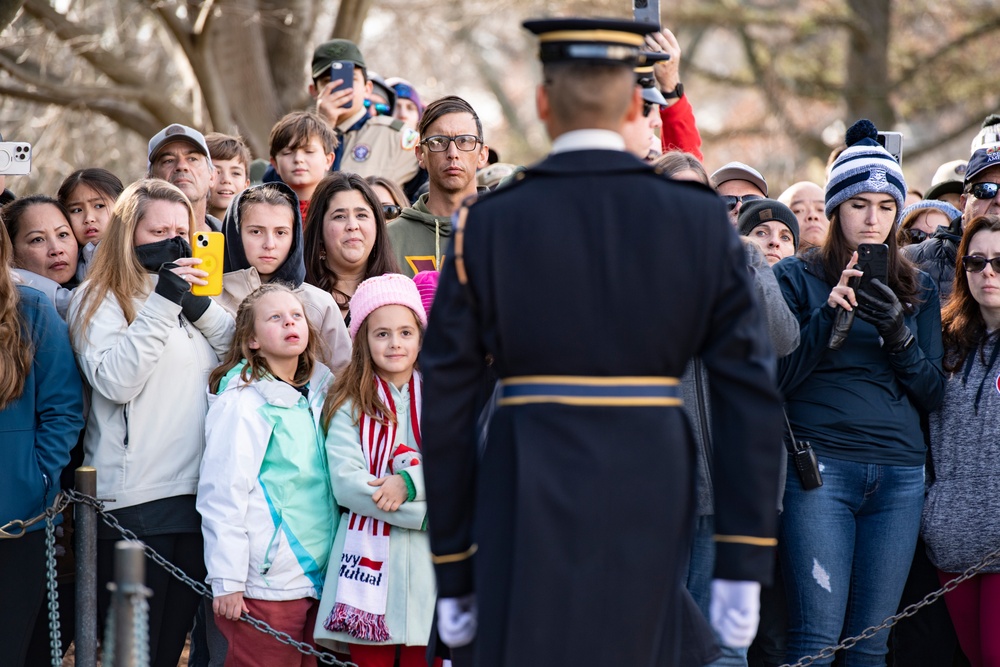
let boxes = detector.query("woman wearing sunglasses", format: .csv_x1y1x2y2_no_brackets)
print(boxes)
922,213,1000,667
773,119,945,666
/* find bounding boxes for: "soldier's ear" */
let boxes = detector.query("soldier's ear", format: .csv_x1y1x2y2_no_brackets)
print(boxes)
623,85,642,123
536,83,550,122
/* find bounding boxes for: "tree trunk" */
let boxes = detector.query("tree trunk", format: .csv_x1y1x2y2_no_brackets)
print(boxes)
331,0,372,44
844,0,895,127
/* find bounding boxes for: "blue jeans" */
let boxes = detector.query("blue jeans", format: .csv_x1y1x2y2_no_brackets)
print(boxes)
687,514,750,667
780,456,924,667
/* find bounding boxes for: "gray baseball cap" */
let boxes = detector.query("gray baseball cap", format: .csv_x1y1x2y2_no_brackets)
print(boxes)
147,124,213,171
711,161,768,196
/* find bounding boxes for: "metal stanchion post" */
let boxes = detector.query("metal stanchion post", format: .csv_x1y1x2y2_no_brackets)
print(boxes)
74,466,97,667
113,541,146,667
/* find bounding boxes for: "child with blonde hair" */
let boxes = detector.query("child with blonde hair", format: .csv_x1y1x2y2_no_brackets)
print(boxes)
199,283,337,666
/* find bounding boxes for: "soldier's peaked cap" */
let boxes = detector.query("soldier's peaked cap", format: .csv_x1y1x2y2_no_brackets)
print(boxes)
523,18,658,67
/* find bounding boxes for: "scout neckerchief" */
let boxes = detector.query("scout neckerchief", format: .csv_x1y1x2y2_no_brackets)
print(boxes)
324,372,422,641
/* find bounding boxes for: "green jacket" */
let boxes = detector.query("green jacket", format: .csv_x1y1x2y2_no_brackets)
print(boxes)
386,193,452,277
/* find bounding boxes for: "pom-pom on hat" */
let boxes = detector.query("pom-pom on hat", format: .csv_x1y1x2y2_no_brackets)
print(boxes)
348,273,428,340
971,114,1000,153
737,198,800,250
825,119,907,225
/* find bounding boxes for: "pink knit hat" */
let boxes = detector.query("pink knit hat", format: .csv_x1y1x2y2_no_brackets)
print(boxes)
349,273,428,339
412,270,440,317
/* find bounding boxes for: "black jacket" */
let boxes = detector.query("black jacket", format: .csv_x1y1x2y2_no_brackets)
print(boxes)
902,214,962,301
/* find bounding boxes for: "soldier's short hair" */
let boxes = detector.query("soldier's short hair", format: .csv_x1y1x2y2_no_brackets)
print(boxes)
542,63,634,130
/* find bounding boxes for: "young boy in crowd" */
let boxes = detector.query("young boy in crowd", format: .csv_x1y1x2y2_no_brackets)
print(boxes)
206,132,252,220
268,112,337,221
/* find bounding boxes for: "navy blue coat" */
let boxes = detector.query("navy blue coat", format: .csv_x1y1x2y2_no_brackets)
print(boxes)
1,286,84,533
420,148,784,667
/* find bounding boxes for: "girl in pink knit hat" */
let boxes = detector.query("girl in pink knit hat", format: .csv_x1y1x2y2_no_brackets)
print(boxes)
314,274,441,667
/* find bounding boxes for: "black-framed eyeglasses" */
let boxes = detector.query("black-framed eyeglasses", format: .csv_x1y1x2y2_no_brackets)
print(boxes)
963,255,1000,273
420,134,482,152
720,194,765,212
364,99,391,116
967,182,1000,200
383,204,402,220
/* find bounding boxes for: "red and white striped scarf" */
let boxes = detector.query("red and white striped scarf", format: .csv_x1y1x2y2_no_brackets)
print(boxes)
324,372,422,641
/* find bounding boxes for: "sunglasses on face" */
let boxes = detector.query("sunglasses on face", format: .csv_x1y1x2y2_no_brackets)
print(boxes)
904,228,928,244
420,134,482,152
967,182,1000,200
963,255,1000,273
364,99,391,116
383,204,402,220
720,194,765,212
642,101,656,117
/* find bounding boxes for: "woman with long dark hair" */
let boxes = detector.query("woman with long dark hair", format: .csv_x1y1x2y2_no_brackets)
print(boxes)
303,172,400,327
774,120,945,665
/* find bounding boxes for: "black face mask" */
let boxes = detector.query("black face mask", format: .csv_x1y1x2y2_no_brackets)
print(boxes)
134,236,192,272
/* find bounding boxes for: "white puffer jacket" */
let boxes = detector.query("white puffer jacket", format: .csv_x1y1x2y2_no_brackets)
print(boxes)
68,279,234,510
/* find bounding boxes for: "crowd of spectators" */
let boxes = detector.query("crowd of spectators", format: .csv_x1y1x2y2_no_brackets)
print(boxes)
2,21,1000,667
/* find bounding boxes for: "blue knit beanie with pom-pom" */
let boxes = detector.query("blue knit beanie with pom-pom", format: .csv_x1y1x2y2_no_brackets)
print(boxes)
825,119,907,225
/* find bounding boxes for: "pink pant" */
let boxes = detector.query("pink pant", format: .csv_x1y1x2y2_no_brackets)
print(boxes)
215,597,320,667
938,570,1000,667
349,643,442,667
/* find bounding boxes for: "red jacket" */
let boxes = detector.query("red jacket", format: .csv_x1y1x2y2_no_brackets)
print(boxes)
660,95,703,161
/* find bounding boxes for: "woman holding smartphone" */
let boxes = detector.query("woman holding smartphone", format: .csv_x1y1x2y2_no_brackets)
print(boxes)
67,179,234,667
773,120,944,666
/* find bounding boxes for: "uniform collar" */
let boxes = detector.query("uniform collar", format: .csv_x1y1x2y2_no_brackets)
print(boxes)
338,108,370,133
550,129,626,155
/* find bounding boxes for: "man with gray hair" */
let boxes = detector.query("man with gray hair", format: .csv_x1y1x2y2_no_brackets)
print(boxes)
148,123,220,233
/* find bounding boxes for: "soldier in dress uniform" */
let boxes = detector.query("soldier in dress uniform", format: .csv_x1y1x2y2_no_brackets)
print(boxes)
420,17,785,667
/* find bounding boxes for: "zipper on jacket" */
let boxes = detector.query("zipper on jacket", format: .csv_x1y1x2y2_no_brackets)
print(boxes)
693,358,713,470
123,403,130,449
179,314,194,339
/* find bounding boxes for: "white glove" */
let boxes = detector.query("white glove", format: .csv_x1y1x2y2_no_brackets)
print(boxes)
709,579,761,648
437,595,477,647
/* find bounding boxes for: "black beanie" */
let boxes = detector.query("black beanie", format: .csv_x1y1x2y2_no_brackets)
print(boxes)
737,198,800,250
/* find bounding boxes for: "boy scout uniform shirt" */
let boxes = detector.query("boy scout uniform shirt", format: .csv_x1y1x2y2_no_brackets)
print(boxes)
336,109,420,187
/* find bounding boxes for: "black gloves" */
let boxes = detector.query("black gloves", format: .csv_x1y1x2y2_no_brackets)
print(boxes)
854,278,914,353
154,263,212,322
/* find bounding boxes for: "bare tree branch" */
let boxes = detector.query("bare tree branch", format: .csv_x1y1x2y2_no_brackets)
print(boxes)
893,14,1000,91
21,0,149,88
0,83,162,138
0,0,24,32
0,49,149,101
331,0,372,43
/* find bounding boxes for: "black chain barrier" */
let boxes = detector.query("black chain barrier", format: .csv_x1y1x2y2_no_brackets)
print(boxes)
3,490,357,667
10,490,998,667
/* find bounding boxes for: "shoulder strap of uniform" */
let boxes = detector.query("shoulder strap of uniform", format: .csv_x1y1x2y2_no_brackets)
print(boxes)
389,118,405,131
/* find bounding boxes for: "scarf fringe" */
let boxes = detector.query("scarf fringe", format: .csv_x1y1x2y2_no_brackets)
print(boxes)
324,602,391,642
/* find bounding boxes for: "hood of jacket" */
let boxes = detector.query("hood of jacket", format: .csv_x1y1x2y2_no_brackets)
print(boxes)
398,192,453,237
222,181,305,287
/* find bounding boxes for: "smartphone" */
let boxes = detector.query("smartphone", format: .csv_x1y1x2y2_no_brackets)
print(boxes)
856,243,889,292
0,142,31,175
877,131,903,164
632,0,659,25
324,61,354,95
191,231,224,297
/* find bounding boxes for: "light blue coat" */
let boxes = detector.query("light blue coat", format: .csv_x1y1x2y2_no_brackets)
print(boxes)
314,381,435,648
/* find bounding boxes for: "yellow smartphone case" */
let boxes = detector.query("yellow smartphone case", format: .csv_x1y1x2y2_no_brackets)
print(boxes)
191,231,225,297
